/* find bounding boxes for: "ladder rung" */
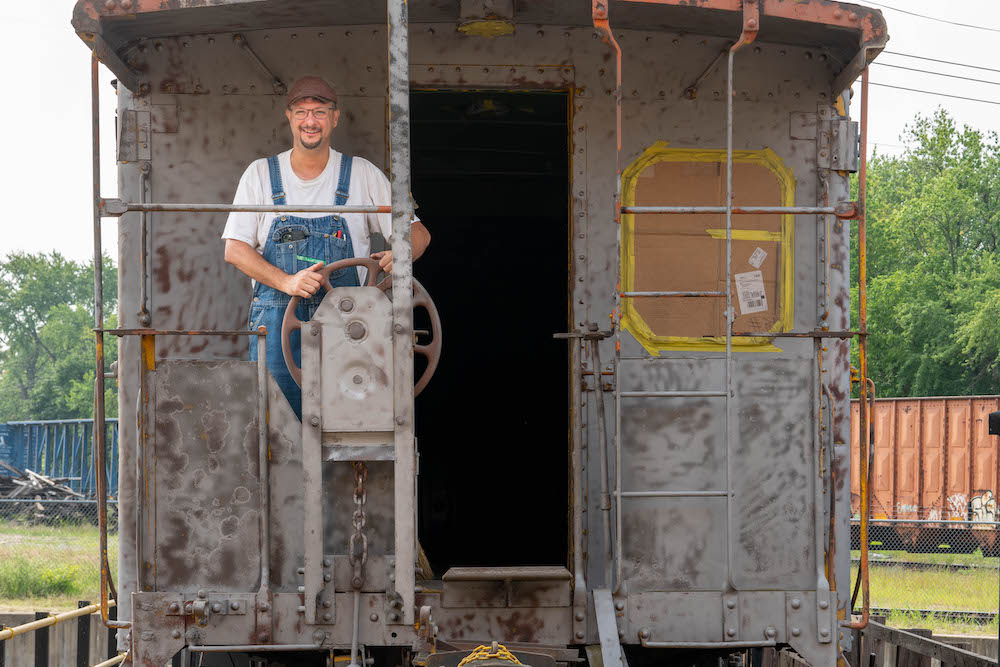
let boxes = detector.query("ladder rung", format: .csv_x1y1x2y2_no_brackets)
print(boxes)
621,391,726,398
621,291,726,298
618,490,729,498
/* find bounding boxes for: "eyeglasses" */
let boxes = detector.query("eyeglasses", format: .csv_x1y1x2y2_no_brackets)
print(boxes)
290,107,333,120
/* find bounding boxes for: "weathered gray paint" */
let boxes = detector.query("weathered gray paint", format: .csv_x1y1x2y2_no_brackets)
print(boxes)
84,2,880,663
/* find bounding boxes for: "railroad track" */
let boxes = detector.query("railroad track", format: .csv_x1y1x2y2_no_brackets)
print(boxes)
851,557,999,572
855,607,998,624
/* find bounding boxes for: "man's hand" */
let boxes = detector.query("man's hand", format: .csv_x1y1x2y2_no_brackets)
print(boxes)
283,262,325,298
371,251,393,274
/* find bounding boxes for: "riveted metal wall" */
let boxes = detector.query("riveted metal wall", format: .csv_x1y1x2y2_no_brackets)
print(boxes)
98,4,871,663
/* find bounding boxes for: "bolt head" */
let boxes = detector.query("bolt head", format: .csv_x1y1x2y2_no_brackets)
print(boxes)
105,0,117,9
231,601,240,611
310,416,320,427
639,628,650,640
821,629,830,638
370,613,379,622
353,375,363,385
790,598,801,610
765,626,776,639
324,573,332,582
614,601,625,611
323,558,332,567
575,611,585,622
197,589,207,599
348,321,367,340
396,416,405,425
394,323,404,334
389,612,400,622
168,602,180,613
171,629,182,639
575,631,585,640
211,602,222,613
819,600,829,609
726,627,736,637
339,298,355,313
312,630,325,642
120,0,133,7
311,324,320,336
323,613,333,621
258,602,270,612
726,599,736,609
791,627,801,637
184,603,194,615
323,599,332,608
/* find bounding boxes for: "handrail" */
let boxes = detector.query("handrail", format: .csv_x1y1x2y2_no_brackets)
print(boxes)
0,600,116,642
845,66,872,632
92,653,127,667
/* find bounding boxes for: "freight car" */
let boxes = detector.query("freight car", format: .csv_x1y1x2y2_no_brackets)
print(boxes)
851,396,1000,555
71,1,887,665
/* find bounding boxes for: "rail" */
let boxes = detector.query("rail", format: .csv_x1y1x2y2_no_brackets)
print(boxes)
0,600,123,667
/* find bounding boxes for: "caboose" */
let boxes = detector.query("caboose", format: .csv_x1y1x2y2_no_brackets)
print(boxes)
71,1,885,665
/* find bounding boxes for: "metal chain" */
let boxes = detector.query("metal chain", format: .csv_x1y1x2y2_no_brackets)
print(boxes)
348,462,369,589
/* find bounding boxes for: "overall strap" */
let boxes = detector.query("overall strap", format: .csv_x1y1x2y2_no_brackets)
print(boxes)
335,154,353,206
267,155,286,206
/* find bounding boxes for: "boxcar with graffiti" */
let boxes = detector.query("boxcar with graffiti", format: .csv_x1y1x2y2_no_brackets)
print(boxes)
851,396,1000,555
71,1,887,665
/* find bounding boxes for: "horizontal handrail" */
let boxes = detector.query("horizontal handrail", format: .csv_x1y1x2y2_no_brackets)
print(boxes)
622,205,839,215
98,328,266,337
0,600,116,642
99,197,390,217
621,290,726,298
92,654,127,667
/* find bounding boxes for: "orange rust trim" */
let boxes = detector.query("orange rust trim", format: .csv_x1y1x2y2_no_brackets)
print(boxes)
619,0,886,44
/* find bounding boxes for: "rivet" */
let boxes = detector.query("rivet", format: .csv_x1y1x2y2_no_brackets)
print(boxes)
197,590,206,599
575,612,585,622
727,627,736,637
121,0,133,8
258,602,270,612
324,573,332,582
396,416,405,425
726,599,736,609
819,600,829,609
211,603,222,613
765,626,776,639
105,0,117,9
821,629,830,638
168,602,179,613
371,613,379,622
348,322,366,340
323,600,332,608
312,630,325,642
791,598,801,609
575,631,585,640
291,33,298,39
614,601,625,611
639,628,650,639
389,612,400,622
310,416,320,427
184,603,193,614
353,375,363,384
171,629,182,639
394,323,404,334
298,586,306,593
231,601,240,611
791,627,801,637
310,324,320,336
324,613,333,621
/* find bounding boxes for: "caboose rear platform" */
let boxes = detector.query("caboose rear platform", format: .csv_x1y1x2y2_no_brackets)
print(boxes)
71,1,887,665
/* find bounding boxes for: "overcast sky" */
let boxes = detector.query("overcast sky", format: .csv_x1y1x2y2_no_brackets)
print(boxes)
3,1,998,263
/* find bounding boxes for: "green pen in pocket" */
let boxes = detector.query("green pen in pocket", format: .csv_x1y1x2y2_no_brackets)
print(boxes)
296,254,325,265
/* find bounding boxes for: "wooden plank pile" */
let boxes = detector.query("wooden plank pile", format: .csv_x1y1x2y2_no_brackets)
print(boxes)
0,458,93,524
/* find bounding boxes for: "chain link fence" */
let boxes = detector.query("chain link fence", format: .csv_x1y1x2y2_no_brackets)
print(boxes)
0,499,117,609
852,518,1000,636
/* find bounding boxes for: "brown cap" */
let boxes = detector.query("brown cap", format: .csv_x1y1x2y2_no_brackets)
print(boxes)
287,76,338,107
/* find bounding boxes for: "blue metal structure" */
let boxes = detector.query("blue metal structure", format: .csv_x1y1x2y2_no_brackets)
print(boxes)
0,419,119,497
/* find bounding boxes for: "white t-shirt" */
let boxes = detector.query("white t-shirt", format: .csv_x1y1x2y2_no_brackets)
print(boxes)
222,148,415,285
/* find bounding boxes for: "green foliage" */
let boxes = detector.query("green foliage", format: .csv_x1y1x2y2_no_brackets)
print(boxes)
853,109,1000,397
0,252,117,421
0,555,82,598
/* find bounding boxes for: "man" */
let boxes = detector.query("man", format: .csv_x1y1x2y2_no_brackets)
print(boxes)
223,75,431,419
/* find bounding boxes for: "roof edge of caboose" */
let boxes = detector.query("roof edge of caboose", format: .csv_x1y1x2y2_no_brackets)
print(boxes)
72,0,886,96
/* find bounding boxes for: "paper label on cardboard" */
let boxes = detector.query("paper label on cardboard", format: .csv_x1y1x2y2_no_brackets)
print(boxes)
748,247,767,269
735,270,768,315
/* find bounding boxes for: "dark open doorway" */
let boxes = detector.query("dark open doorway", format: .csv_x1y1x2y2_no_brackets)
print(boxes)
411,90,570,575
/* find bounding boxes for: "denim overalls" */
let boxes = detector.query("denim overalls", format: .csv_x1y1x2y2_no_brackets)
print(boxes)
248,153,360,420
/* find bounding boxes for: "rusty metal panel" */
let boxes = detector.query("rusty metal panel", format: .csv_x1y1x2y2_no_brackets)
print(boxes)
871,400,895,520
921,400,946,519
150,360,261,592
946,400,972,519
894,401,920,520
972,398,1000,519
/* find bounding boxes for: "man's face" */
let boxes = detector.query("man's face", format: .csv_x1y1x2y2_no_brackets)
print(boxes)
286,97,339,151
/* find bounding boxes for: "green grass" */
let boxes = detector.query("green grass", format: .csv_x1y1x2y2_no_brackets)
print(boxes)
0,518,118,611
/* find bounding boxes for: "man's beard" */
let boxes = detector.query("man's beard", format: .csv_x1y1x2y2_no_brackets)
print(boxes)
300,128,323,150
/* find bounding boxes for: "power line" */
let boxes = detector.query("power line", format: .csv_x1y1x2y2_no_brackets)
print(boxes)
862,1,1000,34
869,81,1000,106
874,62,1000,87
884,51,1000,76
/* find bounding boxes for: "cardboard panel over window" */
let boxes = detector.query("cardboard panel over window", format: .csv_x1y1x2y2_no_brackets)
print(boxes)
621,144,795,353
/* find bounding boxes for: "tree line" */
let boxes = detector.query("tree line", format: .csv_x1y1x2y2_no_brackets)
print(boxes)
853,109,1000,397
0,253,117,421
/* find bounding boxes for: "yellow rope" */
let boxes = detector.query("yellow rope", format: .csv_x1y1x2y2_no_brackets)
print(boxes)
457,643,522,667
